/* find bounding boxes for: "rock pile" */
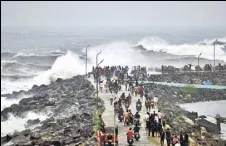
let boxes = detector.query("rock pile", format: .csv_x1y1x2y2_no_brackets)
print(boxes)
144,83,226,146
1,76,105,146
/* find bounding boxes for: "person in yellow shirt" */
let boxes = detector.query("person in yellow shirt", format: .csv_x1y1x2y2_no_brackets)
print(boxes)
135,86,138,96
124,109,129,121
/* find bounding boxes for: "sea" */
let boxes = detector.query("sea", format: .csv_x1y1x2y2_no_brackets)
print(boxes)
180,100,226,139
1,27,226,137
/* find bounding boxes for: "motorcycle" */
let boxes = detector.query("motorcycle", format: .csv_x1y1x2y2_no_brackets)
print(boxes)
121,98,125,105
125,102,129,109
118,85,121,91
113,86,118,94
124,118,130,126
133,118,140,126
136,104,142,112
134,132,140,141
107,140,112,146
118,114,124,122
105,135,113,146
127,136,134,146
129,115,133,124
110,98,113,105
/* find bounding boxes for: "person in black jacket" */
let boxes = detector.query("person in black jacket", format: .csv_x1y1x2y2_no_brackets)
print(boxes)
165,128,171,146
160,129,165,146
180,132,184,146
184,132,189,146
147,117,152,136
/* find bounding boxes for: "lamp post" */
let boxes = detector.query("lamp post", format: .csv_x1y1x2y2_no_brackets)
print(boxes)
213,39,217,72
85,45,90,76
198,53,202,67
113,96,116,146
96,52,103,110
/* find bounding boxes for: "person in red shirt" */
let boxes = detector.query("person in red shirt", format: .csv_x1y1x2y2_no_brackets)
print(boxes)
99,128,105,146
126,94,132,106
101,68,104,73
126,127,133,142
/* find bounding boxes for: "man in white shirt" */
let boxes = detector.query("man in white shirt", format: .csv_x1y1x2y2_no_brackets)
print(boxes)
158,110,162,124
153,96,158,108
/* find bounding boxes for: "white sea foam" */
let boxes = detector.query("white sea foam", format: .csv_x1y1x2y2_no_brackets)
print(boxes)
1,112,48,137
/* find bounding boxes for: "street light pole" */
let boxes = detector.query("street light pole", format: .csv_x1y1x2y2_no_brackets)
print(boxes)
113,95,116,146
96,51,102,110
85,45,90,76
213,39,217,72
198,53,202,67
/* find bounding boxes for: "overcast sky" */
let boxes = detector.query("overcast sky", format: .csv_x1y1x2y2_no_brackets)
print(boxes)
1,1,226,30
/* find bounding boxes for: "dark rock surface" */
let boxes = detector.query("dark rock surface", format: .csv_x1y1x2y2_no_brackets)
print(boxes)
1,75,104,146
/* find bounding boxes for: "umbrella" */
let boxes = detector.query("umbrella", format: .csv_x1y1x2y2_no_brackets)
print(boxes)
198,115,207,119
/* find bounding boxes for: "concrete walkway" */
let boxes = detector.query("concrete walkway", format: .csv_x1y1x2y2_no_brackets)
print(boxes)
92,78,158,146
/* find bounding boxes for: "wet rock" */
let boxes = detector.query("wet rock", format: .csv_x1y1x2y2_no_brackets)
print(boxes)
14,129,31,137
32,85,38,89
19,141,36,146
44,101,55,106
185,94,191,99
1,75,101,146
56,78,63,82
19,98,32,105
51,141,61,146
41,121,57,130
72,130,81,139
30,132,41,140
1,134,13,144
71,114,79,121
179,94,183,98
40,84,48,88
64,138,74,145
26,118,40,127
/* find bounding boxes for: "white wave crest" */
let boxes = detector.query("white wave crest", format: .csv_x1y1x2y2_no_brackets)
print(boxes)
1,112,48,137
138,36,226,62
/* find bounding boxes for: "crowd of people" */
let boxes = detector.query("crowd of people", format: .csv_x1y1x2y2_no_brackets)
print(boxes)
161,63,226,74
95,65,191,146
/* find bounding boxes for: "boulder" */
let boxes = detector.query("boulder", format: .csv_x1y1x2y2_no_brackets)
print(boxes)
51,141,61,146
185,94,191,99
44,101,55,106
40,84,48,88
19,98,32,105
32,85,38,89
21,129,31,137
56,78,63,82
30,132,41,140
26,118,40,127
179,94,183,99
63,138,74,145
41,122,57,130
172,94,177,98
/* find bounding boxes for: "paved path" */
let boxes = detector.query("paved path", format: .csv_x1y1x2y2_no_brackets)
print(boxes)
90,77,158,146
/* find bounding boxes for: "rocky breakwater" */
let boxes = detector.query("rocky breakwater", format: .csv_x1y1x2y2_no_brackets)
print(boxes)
144,83,226,146
148,72,226,85
1,75,105,146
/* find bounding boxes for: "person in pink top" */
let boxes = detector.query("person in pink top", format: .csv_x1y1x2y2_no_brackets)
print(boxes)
172,135,179,146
